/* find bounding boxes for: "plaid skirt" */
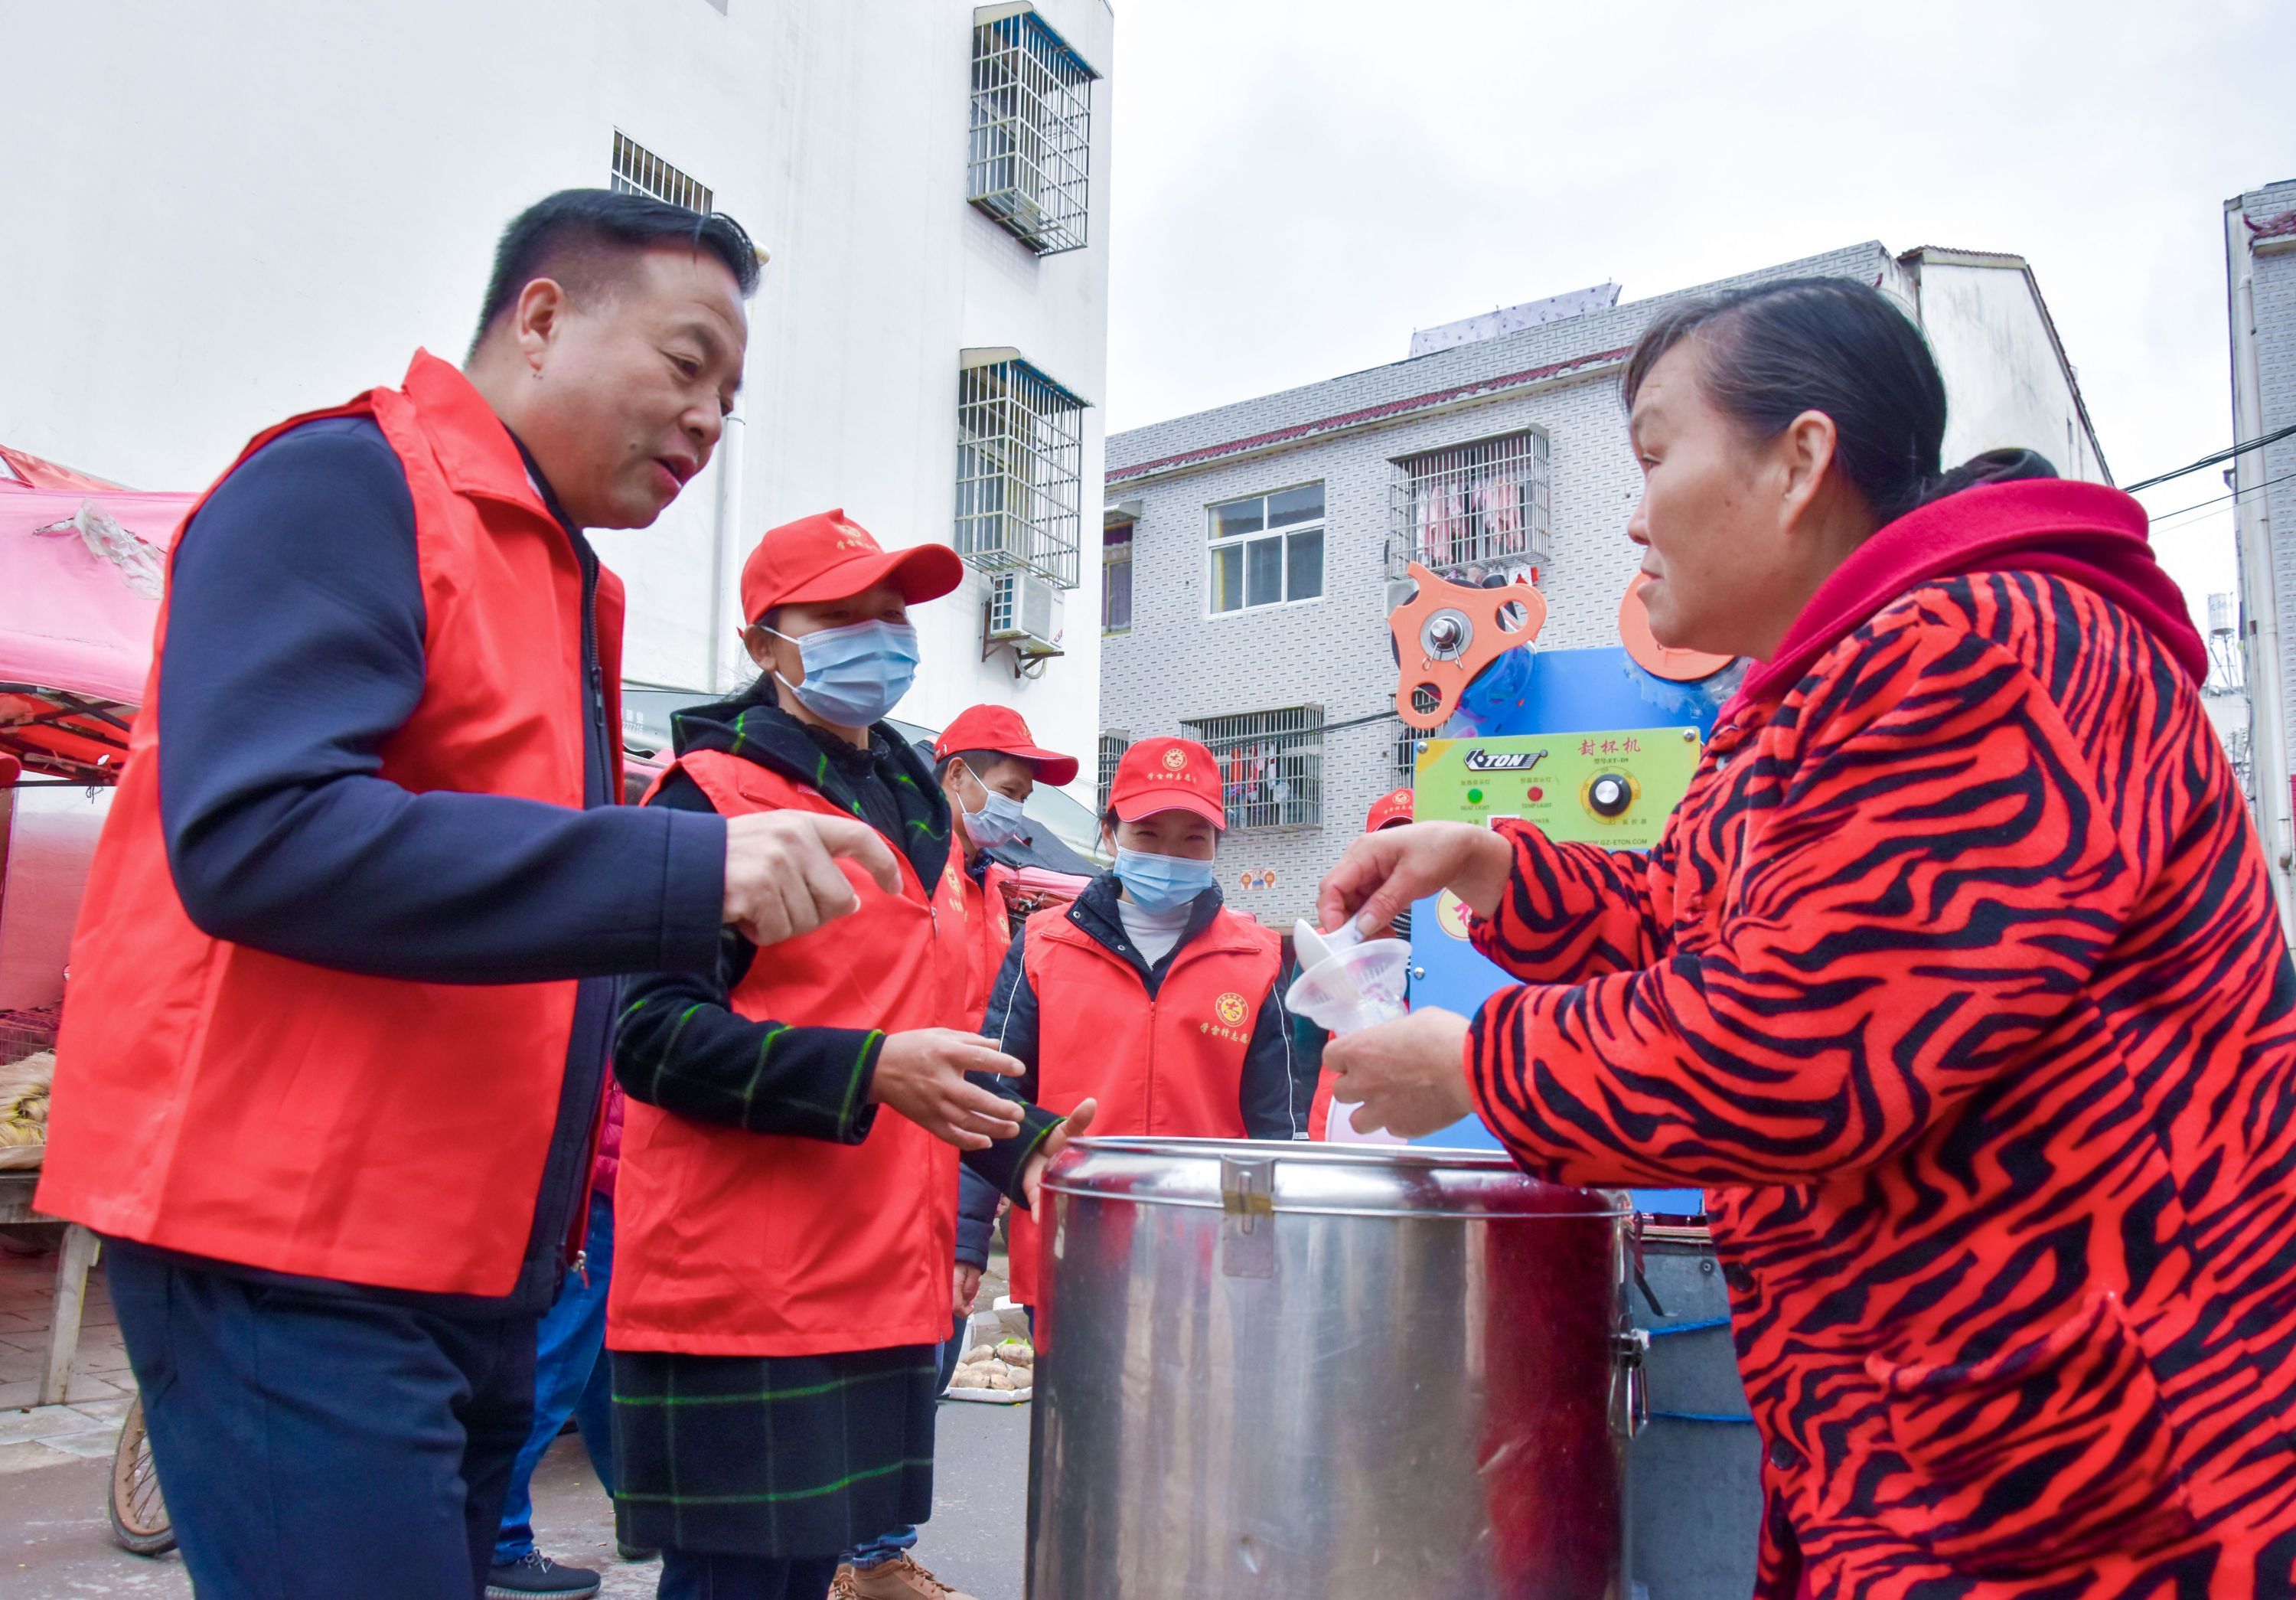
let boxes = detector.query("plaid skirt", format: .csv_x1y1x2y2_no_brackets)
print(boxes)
612,1345,942,1557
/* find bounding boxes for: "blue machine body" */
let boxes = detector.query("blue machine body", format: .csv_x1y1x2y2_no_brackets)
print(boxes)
1407,642,1739,1216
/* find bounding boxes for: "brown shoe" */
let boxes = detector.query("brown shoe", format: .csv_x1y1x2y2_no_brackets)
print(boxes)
846,1553,977,1600
827,1568,860,1600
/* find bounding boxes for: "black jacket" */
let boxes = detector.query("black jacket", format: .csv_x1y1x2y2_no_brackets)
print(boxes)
614,691,1056,1203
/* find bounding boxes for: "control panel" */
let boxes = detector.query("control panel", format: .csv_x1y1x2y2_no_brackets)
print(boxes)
1404,727,1703,1154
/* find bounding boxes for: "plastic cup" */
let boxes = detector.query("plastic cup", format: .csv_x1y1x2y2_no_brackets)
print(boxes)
1287,939,1411,1037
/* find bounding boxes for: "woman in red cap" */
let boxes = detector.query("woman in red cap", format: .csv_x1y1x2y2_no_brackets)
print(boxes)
983,735,1301,1314
607,510,1088,1600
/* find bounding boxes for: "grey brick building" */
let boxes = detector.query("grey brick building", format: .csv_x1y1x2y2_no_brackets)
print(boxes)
2227,179,2296,933
1101,241,2109,926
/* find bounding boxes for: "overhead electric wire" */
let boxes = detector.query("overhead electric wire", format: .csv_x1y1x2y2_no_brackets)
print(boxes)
2122,423,2296,494
2147,469,2296,531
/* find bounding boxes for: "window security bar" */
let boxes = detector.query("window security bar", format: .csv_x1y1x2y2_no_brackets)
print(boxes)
1389,431,1551,585
967,7,1097,254
956,355,1088,589
1097,731,1130,811
611,130,713,214
1182,706,1324,831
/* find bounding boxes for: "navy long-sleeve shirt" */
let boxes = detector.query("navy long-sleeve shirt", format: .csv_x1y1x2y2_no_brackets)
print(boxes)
129,415,726,1315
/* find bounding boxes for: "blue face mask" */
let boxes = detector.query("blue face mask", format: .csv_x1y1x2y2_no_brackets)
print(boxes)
765,619,920,728
957,770,1032,849
1114,847,1218,914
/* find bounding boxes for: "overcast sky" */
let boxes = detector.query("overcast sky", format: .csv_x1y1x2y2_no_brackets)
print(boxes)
1101,0,2296,629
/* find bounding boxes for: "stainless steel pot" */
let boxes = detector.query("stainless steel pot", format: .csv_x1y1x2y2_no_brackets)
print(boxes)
1026,1138,1636,1600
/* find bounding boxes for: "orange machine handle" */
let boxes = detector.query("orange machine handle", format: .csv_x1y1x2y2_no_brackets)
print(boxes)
1390,563,1547,732
1617,573,1733,682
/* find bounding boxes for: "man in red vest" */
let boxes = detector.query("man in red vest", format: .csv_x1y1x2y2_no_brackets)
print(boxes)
34,191,921,1600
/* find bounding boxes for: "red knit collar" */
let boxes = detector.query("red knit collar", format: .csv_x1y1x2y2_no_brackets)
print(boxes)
1724,479,2204,718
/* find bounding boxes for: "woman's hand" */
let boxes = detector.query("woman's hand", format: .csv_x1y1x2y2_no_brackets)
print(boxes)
954,1263,983,1319
1021,1099,1097,1216
1315,821,1515,939
869,1029,1026,1150
1322,1007,1476,1138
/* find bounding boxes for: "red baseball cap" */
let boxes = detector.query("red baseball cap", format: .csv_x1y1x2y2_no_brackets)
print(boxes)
1108,737,1227,830
933,704,1081,787
1366,787,1415,832
739,508,964,625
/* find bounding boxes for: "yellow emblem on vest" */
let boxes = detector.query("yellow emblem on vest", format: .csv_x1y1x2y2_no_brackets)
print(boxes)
1214,991,1248,1027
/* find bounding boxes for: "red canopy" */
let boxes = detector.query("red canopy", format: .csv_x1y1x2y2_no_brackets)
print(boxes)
0,475,194,780
0,445,127,495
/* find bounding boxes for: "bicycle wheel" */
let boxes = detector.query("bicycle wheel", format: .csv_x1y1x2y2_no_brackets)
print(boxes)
106,1393,175,1556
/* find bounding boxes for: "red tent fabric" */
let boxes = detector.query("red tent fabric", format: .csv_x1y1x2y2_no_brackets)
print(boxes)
0,478,194,779
0,446,127,495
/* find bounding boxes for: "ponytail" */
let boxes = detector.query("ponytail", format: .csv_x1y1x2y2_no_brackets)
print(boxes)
1913,446,2060,507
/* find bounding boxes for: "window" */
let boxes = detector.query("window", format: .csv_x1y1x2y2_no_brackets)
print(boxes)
1097,732,1129,812
1394,723,1427,788
1207,485,1324,615
611,130,713,213
1102,518,1133,634
968,5,1097,254
1182,707,1323,831
955,352,1088,589
1390,431,1550,585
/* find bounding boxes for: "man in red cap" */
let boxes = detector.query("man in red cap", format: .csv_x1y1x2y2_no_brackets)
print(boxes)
929,704,1082,1028
610,510,1087,1600
981,736,1302,1311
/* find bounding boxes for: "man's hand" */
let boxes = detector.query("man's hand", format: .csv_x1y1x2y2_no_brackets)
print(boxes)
954,1263,983,1320
1314,821,1515,940
1021,1099,1097,1217
1322,1007,1476,1139
870,1030,1026,1151
722,812,904,948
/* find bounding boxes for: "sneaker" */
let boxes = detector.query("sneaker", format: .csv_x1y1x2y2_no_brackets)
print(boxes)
829,1569,860,1600
846,1553,977,1600
484,1549,602,1598
617,1541,660,1562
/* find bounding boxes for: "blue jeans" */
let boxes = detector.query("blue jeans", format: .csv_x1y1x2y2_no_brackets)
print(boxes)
843,1316,968,1569
494,1188,616,1567
107,1242,536,1600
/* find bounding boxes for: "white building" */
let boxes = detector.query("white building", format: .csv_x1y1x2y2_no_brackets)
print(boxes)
1101,243,2110,926
2226,178,2296,935
0,0,1114,784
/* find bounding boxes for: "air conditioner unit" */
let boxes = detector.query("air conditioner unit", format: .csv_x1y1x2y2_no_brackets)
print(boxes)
987,570,1065,658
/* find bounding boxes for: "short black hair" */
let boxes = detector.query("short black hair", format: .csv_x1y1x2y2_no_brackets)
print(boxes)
470,188,762,356
936,748,1024,782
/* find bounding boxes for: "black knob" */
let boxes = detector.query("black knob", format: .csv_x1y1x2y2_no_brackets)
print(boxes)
1587,773,1632,818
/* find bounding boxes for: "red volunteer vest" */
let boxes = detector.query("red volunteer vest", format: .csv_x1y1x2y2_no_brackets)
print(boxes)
1007,900,1281,1304
951,855,1017,1030
36,351,625,1295
608,749,970,1357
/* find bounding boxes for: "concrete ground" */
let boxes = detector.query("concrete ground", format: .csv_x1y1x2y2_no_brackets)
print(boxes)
2,1404,1032,1599
0,1235,1033,1598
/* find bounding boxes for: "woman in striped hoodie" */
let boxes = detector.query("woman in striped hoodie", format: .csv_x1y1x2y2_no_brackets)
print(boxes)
1319,278,2296,1599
